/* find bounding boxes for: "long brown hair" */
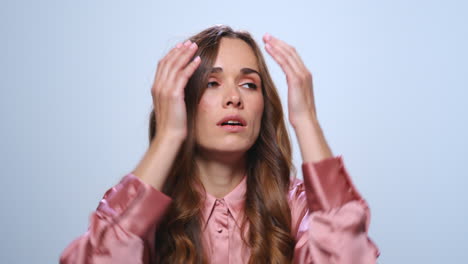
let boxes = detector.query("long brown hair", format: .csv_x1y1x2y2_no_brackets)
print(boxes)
150,25,296,264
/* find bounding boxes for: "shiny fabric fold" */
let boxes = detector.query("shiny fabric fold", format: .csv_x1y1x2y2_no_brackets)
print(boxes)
60,156,379,264
59,174,171,264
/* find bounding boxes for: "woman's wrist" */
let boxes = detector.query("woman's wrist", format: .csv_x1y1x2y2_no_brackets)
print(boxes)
294,116,333,163
134,133,184,191
152,130,186,147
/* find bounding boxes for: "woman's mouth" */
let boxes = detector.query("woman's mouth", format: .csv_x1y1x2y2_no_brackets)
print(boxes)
218,124,246,132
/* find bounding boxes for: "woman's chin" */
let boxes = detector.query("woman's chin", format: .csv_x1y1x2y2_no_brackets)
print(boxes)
196,144,251,157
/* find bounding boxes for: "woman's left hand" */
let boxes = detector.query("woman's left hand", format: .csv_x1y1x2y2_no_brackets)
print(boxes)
262,33,317,129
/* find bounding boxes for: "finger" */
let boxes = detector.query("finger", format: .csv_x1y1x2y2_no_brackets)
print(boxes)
161,40,192,83
265,35,305,75
262,33,272,44
264,33,300,76
168,42,199,79
164,41,197,95
175,55,201,92
264,42,296,81
273,38,313,84
154,41,186,91
275,40,304,68
267,35,303,61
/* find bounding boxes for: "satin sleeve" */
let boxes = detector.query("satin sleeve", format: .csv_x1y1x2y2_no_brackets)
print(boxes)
59,173,172,264
288,155,380,264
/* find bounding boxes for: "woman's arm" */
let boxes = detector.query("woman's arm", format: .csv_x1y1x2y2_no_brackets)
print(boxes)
132,133,184,191
59,39,201,263
136,39,201,190
293,115,333,164
262,33,332,164
59,135,180,263
59,135,182,264
59,172,172,264
264,34,379,262
289,157,380,264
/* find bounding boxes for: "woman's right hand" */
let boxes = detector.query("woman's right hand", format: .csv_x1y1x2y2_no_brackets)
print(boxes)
151,40,201,141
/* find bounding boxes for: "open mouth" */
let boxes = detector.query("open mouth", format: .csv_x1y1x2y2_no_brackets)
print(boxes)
220,121,244,126
218,122,246,132
216,115,247,130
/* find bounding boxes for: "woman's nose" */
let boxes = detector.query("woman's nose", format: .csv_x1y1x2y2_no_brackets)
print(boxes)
224,94,243,108
223,86,243,109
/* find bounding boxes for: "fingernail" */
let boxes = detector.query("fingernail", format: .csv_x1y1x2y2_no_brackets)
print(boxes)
184,40,191,46
194,56,201,62
264,33,272,41
190,42,197,49
176,43,183,49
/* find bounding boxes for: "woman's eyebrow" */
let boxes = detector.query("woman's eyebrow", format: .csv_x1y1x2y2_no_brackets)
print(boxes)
210,67,261,78
240,68,260,77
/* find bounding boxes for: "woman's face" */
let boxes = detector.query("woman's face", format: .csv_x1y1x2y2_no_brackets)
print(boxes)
195,38,264,156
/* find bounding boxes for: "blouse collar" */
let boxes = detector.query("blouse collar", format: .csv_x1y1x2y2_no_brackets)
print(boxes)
200,174,247,230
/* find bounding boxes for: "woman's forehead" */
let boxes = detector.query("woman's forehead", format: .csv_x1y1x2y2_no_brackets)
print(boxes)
212,38,259,72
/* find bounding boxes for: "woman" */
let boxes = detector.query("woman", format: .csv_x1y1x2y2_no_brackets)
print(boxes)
59,25,380,264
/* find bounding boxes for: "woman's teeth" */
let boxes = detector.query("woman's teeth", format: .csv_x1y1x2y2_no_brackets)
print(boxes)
222,121,243,126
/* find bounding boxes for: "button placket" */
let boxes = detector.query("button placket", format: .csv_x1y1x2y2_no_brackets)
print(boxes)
213,199,229,235
210,198,230,263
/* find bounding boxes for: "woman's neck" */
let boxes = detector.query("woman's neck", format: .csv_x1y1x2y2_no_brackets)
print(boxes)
195,150,246,199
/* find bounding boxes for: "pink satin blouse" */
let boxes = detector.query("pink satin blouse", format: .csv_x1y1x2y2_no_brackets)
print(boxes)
59,155,380,263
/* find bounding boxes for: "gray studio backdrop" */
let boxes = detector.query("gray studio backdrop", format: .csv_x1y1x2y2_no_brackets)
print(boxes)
1,0,466,263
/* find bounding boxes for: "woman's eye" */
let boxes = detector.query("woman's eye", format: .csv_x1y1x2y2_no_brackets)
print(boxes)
207,81,219,88
241,83,257,89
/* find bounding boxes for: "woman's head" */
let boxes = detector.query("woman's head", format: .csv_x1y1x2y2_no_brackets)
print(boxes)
151,25,295,264
150,25,287,161
195,37,264,158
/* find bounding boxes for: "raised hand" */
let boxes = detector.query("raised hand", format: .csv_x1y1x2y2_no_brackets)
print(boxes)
151,40,201,141
263,33,334,163
262,33,317,128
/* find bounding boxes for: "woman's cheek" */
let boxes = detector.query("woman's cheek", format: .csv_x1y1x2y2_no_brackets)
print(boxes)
196,95,218,133
252,99,264,136
197,95,215,117
255,97,264,121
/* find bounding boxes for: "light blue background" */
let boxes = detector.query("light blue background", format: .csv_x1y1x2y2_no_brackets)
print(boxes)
1,0,466,263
